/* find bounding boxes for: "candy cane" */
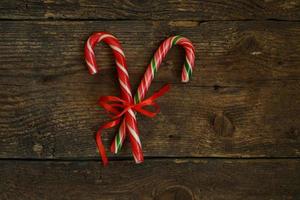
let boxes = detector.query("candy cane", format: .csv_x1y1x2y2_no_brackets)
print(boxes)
85,32,143,165
114,36,195,152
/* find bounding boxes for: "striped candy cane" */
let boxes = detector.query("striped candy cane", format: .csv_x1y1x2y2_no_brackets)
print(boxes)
85,32,143,165
114,35,195,152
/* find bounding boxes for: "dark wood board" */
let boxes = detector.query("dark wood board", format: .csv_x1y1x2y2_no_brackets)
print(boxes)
1,159,300,200
0,21,299,159
0,0,300,20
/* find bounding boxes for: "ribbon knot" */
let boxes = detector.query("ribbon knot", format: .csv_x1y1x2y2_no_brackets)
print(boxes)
95,84,170,165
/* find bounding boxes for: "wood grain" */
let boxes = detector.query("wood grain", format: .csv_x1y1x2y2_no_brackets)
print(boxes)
1,0,300,20
0,20,299,159
1,159,300,200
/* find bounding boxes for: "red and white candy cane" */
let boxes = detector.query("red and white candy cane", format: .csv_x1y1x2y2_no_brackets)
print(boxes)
114,36,195,151
85,32,143,165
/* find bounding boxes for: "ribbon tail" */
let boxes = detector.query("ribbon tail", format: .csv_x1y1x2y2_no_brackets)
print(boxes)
95,129,108,166
95,119,121,166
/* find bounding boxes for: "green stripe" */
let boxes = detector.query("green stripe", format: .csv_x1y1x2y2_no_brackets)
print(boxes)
184,60,192,78
116,131,121,152
134,91,140,104
151,58,157,75
172,35,182,45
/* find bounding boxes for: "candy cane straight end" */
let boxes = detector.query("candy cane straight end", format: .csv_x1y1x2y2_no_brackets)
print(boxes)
133,155,144,164
85,51,99,75
88,67,98,75
181,72,191,83
135,160,144,164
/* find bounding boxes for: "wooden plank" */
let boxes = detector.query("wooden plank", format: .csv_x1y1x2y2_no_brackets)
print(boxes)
0,0,300,20
0,21,299,86
1,159,300,199
0,21,299,159
1,80,300,159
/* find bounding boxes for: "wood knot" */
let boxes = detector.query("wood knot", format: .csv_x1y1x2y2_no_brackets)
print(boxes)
286,127,299,140
32,144,43,155
212,113,234,137
155,185,194,200
232,35,262,56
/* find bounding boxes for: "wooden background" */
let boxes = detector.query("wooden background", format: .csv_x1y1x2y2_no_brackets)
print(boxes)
1,1,300,199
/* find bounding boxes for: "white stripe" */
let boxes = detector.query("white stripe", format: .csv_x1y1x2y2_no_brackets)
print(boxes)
133,154,143,164
114,135,119,153
115,129,122,153
150,60,155,77
127,124,141,146
170,37,176,45
184,46,194,56
180,41,193,47
116,61,129,77
140,79,146,98
180,42,195,54
110,45,125,57
98,34,116,42
182,67,189,82
185,56,193,72
145,68,151,89
119,79,132,97
175,37,182,44
128,109,136,120
162,41,170,57
132,153,142,163
133,154,138,162
140,86,145,101
87,38,95,55
85,60,97,74
157,46,163,63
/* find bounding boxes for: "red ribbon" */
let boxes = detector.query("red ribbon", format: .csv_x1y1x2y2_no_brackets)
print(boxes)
95,84,170,165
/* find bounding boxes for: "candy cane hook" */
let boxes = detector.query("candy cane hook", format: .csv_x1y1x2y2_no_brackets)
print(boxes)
136,35,195,103
85,32,143,165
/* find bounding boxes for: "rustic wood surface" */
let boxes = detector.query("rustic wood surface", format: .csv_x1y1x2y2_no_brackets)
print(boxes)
1,159,300,200
0,0,299,199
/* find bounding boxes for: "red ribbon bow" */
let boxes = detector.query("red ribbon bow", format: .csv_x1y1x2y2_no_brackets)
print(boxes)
95,84,170,165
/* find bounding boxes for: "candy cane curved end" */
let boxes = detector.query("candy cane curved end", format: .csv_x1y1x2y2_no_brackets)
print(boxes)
84,32,121,75
135,35,195,102
171,36,195,83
